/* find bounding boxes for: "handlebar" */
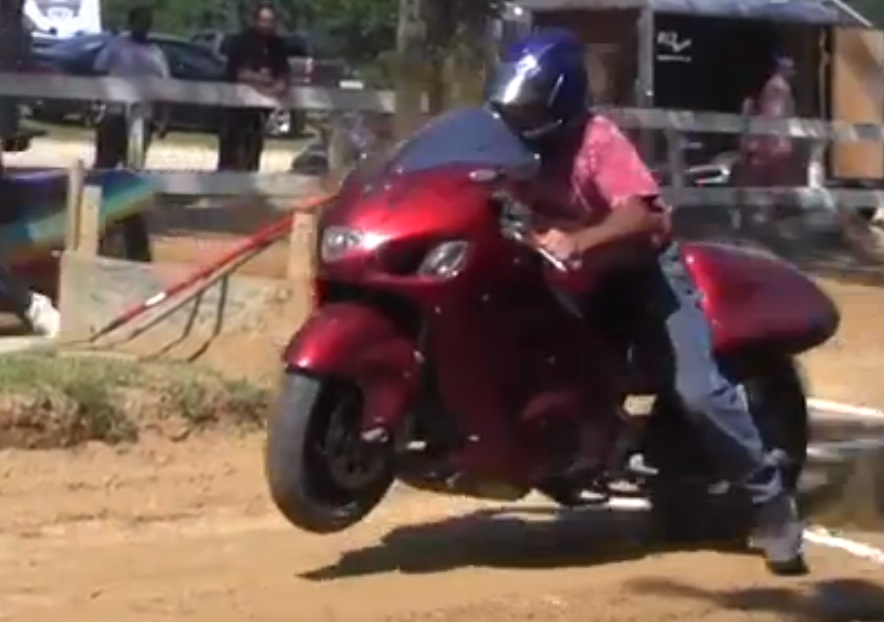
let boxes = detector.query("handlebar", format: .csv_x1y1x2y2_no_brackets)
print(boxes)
502,225,571,272
496,192,572,272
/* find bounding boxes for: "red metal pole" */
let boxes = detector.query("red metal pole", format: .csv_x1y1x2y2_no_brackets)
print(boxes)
88,192,335,342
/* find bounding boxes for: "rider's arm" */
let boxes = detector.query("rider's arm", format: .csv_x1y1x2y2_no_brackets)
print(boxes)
573,118,666,252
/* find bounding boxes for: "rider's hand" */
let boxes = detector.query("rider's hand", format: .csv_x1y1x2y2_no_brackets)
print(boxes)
534,228,580,262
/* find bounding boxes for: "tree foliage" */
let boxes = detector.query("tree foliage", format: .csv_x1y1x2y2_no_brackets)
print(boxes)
844,0,884,25
102,0,398,62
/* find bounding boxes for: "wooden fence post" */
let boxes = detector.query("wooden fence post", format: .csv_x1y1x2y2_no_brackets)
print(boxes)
64,160,102,256
287,211,316,283
60,164,102,337
664,127,685,188
125,103,147,169
64,158,85,252
76,184,103,256
809,140,827,189
326,112,357,190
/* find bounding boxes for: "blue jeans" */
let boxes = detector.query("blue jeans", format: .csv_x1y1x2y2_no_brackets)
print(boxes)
617,242,784,504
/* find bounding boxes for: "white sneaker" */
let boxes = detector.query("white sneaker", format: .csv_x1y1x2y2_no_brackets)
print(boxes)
25,293,60,338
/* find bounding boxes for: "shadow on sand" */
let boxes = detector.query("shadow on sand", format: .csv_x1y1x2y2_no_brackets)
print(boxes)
628,577,884,621
300,505,739,581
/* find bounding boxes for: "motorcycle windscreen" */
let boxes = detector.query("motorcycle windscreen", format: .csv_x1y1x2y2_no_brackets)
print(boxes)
340,106,541,195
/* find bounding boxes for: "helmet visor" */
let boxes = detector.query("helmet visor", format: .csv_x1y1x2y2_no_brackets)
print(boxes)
485,58,559,108
486,59,561,137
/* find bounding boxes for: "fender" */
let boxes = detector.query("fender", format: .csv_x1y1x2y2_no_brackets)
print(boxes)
283,302,419,433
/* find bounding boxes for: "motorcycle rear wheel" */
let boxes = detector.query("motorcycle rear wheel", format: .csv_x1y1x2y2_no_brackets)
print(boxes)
265,371,394,534
644,356,808,545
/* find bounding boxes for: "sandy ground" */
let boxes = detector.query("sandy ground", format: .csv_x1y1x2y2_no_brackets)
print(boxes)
0,237,883,622
1,435,883,622
801,278,884,408
3,185,884,621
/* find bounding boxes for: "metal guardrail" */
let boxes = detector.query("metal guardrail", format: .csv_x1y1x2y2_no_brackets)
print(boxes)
4,71,884,142
138,170,884,208
144,170,322,197
4,72,884,209
603,107,884,143
0,72,395,113
2,72,883,142
663,187,884,210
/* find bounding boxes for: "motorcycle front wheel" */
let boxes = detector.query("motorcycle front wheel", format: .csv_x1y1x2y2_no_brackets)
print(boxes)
265,371,394,534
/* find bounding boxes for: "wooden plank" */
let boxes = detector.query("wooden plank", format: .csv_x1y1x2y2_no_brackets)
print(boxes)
831,27,884,179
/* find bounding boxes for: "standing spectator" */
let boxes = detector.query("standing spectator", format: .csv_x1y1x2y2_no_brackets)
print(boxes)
0,0,59,337
737,55,800,187
92,5,170,170
217,3,290,171
0,0,30,177
91,5,168,262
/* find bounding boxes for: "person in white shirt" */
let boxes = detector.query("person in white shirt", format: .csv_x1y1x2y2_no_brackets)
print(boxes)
92,5,170,170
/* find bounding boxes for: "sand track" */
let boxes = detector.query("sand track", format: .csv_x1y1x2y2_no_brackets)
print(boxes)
1,435,883,622
4,181,884,620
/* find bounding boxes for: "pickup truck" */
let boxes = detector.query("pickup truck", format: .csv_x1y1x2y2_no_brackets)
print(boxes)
191,30,350,137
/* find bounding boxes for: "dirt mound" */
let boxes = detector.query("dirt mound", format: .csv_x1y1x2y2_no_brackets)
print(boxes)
0,352,270,450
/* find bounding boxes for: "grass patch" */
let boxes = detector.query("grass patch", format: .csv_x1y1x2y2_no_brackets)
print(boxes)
0,352,271,450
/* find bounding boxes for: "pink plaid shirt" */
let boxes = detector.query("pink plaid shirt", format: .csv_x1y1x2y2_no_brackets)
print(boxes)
532,114,663,224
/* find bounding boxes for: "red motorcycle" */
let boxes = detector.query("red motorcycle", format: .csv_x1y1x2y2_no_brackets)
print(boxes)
266,107,839,538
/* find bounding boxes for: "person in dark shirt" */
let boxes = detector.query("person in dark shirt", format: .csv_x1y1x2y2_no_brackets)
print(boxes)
0,0,30,176
0,0,60,337
217,3,290,171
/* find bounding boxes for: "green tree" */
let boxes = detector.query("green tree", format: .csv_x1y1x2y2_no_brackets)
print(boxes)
295,0,397,63
845,0,884,25
102,0,233,33
102,0,398,64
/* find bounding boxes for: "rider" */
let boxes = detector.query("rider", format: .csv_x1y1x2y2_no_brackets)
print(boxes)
485,28,807,576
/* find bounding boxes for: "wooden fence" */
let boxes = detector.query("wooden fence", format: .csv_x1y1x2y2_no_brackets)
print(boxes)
3,70,884,211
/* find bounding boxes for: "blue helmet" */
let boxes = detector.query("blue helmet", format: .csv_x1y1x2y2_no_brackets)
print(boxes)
485,28,590,143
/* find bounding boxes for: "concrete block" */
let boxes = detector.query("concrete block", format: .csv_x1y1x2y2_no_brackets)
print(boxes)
58,252,300,341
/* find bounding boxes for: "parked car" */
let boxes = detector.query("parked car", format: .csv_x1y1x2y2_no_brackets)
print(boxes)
30,32,314,138
28,32,229,134
191,30,348,137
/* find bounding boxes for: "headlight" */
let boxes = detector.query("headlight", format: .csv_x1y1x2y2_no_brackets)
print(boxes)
320,226,364,262
417,240,469,279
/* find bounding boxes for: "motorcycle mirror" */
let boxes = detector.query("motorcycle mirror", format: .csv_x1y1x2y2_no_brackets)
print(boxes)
469,168,502,184
469,157,539,186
